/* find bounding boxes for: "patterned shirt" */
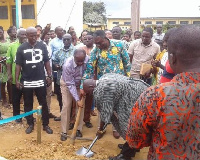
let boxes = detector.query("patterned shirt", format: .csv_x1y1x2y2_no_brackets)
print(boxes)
80,39,131,89
52,45,75,85
93,73,149,139
126,72,200,160
122,40,132,51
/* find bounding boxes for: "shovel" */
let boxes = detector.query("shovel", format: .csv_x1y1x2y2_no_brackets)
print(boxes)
76,123,108,158
70,97,92,144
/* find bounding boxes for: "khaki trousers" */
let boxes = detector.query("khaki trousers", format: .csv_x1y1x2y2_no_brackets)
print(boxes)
60,79,84,134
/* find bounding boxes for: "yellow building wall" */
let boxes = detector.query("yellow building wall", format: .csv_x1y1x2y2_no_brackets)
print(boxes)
107,18,131,30
0,0,37,30
0,0,11,30
108,17,200,31
83,24,106,32
140,18,196,25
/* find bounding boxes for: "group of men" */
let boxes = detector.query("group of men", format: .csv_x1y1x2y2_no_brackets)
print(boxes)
0,23,199,160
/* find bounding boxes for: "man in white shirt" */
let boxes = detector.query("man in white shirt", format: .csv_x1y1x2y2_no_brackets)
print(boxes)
153,24,165,41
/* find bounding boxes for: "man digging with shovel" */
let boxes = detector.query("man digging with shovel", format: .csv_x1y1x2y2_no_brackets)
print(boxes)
60,49,88,141
82,73,149,159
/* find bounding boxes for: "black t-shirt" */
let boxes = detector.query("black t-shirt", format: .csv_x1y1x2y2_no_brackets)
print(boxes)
16,41,49,88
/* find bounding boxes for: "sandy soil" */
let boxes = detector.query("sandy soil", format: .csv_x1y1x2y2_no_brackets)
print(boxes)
0,95,148,159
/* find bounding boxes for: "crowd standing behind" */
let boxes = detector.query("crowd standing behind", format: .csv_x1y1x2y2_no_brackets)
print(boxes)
0,23,199,160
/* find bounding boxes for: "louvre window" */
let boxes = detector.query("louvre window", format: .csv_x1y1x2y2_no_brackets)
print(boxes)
193,21,200,24
168,21,176,25
124,22,131,25
145,21,152,24
21,5,35,19
156,21,163,24
180,21,188,25
113,22,119,25
0,6,8,19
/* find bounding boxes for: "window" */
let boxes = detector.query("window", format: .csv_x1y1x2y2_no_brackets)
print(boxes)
145,21,152,24
113,22,119,25
21,5,35,19
168,21,176,25
180,21,188,25
13,0,23,2
124,22,131,25
193,21,200,24
156,21,163,24
0,6,8,19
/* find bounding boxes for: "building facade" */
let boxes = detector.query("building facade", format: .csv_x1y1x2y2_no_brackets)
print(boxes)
0,0,83,36
107,17,200,31
0,0,37,30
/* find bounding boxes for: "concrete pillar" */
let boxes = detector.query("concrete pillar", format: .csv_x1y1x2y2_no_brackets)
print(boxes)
131,0,140,31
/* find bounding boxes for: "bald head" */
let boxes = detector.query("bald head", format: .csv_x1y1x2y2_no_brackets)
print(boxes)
26,27,37,34
17,28,27,44
26,27,37,45
168,25,200,73
163,28,177,43
17,28,26,37
63,33,72,48
83,79,96,94
74,49,86,66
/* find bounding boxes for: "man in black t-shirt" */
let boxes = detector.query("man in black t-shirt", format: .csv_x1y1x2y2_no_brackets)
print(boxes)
15,27,53,134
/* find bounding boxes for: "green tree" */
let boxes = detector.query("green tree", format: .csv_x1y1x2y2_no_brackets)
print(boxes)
83,1,106,24
84,12,104,24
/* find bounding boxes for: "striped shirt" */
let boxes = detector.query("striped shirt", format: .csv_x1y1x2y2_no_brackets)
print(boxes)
93,73,149,139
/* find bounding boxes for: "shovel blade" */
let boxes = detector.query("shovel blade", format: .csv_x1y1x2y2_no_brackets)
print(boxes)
76,147,94,158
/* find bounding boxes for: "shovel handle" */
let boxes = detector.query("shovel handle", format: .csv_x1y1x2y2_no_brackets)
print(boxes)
84,123,108,155
70,97,85,145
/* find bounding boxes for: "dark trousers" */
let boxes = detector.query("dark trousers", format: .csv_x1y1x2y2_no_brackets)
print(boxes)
55,83,62,112
83,93,93,123
12,84,23,116
23,86,49,126
121,142,138,158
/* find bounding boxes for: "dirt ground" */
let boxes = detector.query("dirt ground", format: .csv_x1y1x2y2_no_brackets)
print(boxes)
0,95,148,159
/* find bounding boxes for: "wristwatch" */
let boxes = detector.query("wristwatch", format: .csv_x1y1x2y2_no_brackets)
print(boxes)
47,75,53,80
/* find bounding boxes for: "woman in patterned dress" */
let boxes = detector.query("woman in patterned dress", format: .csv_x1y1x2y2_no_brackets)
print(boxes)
0,26,11,108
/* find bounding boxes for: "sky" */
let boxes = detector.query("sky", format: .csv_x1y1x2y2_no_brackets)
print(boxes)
85,0,200,18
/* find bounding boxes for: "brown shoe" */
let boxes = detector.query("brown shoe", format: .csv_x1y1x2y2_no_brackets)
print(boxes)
113,131,120,139
91,110,97,116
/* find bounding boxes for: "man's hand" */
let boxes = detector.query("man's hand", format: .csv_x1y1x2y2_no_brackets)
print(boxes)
55,64,61,70
77,100,84,108
96,129,106,139
16,80,23,90
80,89,86,98
43,24,51,34
46,77,52,87
151,60,161,68
8,74,12,83
144,69,152,78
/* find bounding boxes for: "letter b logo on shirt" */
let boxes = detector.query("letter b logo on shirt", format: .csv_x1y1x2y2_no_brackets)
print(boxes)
24,49,43,64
